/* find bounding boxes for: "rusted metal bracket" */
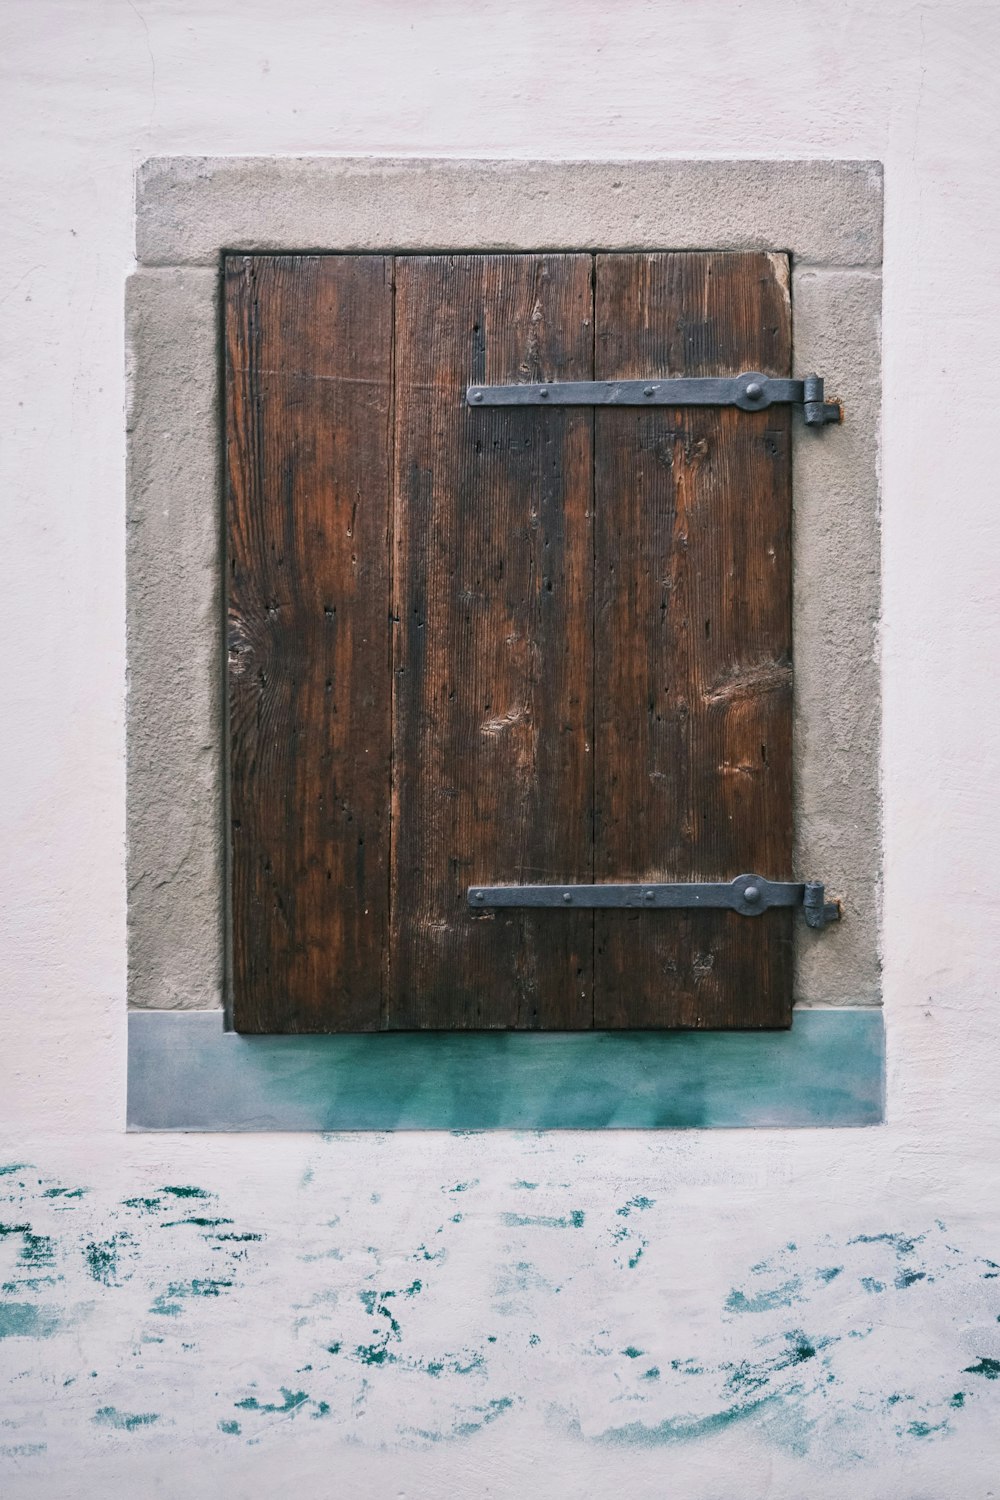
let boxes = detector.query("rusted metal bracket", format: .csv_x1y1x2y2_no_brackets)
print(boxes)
468,874,841,928
467,372,842,427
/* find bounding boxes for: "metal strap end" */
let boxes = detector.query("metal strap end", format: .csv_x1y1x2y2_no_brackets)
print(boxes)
802,374,843,427
802,882,842,929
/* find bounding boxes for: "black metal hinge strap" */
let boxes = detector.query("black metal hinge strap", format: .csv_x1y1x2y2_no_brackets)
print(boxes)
468,874,841,929
466,372,842,427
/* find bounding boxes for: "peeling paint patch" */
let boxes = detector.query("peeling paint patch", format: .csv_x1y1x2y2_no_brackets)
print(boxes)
355,1343,395,1367
150,1278,234,1315
93,1406,160,1431
616,1196,655,1217
849,1231,923,1256
85,1235,132,1287
726,1278,803,1314
0,1302,61,1339
412,1243,446,1263
590,1398,777,1447
452,1396,514,1437
235,1387,308,1416
163,1217,234,1228
500,1211,585,1229
908,1418,949,1438
1,1223,55,1271
403,1396,514,1443
896,1268,928,1288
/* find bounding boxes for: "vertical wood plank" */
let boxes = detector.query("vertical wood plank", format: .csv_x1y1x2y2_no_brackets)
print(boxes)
592,252,794,1029
389,254,594,1029
225,255,393,1032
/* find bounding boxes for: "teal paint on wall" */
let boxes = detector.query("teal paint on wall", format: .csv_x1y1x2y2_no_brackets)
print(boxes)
127,1009,884,1131
2,1166,999,1473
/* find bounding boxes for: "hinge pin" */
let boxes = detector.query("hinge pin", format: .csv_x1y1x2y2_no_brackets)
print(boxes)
803,882,842,929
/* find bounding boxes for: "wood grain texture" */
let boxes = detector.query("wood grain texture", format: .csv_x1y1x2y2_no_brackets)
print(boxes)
225,251,795,1033
388,254,594,1028
592,252,794,1028
225,255,393,1032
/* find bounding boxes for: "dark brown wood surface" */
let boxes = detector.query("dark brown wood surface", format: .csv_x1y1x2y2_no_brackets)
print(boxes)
225,255,393,1032
225,251,795,1032
388,255,595,1028
592,252,794,1027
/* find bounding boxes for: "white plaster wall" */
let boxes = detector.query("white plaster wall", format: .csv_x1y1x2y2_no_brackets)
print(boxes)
1,2,998,1495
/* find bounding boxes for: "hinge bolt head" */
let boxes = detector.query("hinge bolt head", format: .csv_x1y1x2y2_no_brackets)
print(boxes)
562,891,572,902
473,890,484,902
644,889,655,902
745,382,763,401
643,386,655,397
471,390,483,403
539,387,549,398
743,884,760,904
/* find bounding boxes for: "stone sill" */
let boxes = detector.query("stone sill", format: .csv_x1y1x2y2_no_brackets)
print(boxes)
127,1008,884,1132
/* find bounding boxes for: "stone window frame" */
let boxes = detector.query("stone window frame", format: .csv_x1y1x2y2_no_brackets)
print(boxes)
126,157,883,1131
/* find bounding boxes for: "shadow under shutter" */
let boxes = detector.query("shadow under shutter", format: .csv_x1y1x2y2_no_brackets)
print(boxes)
225,250,794,1032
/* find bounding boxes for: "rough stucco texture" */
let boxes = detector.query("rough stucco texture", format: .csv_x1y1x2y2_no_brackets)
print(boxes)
135,156,883,266
792,267,882,1005
4,0,1000,1496
126,270,222,1012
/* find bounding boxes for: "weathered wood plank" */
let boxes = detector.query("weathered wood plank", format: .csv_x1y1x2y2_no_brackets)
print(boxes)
592,252,794,1028
388,254,594,1029
225,254,393,1032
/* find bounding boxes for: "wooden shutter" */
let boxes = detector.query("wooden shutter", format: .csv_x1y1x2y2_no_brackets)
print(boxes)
225,250,793,1033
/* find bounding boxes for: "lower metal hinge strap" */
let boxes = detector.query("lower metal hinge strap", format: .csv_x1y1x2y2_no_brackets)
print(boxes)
467,372,842,426
468,874,841,928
